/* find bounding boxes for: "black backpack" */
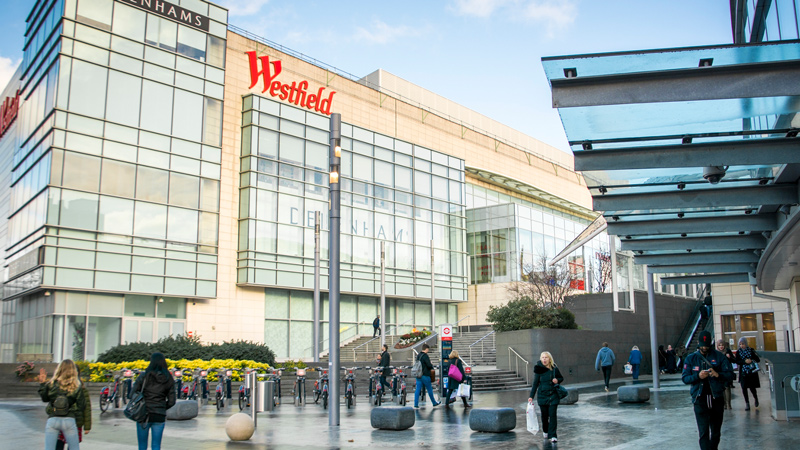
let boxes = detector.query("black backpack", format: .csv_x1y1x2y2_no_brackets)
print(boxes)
51,386,74,416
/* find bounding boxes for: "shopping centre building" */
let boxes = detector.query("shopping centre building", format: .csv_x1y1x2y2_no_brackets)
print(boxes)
0,0,742,362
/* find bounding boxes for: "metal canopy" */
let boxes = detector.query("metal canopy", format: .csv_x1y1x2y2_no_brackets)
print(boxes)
543,40,800,291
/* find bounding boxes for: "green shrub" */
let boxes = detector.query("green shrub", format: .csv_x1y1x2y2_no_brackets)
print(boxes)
97,335,275,365
487,296,578,332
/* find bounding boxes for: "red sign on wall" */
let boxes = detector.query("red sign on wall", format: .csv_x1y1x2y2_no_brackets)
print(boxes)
0,90,20,140
245,51,336,115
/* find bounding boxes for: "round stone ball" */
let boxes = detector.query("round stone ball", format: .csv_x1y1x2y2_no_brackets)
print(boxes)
225,413,255,441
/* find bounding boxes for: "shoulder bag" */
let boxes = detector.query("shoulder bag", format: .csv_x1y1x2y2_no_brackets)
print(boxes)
552,368,568,399
447,361,463,382
124,374,148,423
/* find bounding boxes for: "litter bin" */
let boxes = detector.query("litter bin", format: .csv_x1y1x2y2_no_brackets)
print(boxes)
262,380,275,411
256,381,267,412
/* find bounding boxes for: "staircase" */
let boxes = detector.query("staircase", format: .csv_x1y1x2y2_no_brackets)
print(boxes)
469,369,529,391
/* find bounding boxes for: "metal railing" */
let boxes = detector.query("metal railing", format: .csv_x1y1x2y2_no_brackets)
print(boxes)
453,315,470,333
352,319,412,361
468,331,496,366
304,321,368,358
411,332,440,361
508,346,530,385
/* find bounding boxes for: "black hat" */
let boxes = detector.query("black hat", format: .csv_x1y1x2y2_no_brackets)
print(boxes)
698,331,713,348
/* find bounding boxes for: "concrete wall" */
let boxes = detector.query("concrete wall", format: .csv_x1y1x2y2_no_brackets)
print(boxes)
496,291,697,384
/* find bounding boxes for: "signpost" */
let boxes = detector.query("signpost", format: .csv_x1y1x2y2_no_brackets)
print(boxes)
440,324,453,398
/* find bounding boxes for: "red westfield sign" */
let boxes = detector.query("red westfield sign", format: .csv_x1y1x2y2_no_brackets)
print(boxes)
0,90,20,140
246,51,336,115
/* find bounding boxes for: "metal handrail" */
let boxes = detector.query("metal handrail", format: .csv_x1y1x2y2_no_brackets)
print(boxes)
508,346,530,385
352,319,413,360
304,321,368,356
468,331,496,366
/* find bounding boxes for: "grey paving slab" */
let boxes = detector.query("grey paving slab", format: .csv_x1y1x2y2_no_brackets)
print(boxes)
3,374,798,449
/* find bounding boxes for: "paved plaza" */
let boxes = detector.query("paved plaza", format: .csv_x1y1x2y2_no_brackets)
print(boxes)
3,374,798,449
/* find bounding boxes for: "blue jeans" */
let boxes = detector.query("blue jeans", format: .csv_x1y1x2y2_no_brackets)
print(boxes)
45,417,80,450
414,376,438,407
631,364,640,379
136,421,166,450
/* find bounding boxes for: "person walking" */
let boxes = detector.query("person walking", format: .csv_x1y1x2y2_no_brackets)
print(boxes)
735,337,761,411
55,368,91,450
682,330,734,450
133,352,176,450
413,344,440,408
666,345,678,373
378,344,392,396
595,342,615,391
443,350,470,408
372,315,381,337
528,351,564,443
716,339,735,410
38,359,87,450
658,345,668,374
627,346,643,380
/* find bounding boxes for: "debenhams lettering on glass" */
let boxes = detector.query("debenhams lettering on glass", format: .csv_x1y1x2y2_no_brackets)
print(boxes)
121,0,210,31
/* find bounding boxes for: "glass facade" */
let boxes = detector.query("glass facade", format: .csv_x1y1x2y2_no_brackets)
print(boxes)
238,95,468,302
0,0,225,362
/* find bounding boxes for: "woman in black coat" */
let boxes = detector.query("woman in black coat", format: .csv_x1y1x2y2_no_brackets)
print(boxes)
133,352,176,449
528,351,564,444
735,337,761,410
443,350,469,408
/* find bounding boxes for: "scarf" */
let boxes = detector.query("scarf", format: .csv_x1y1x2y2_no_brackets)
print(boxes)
739,346,755,374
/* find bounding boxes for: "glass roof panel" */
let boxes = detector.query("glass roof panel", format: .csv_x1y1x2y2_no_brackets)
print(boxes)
603,209,754,222
581,165,776,190
542,41,800,80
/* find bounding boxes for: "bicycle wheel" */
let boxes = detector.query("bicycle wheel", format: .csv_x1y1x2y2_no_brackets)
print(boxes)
239,392,245,410
399,388,406,406
314,387,321,404
114,393,120,409
346,392,352,409
375,388,382,406
99,393,109,412
122,383,129,405
322,391,328,410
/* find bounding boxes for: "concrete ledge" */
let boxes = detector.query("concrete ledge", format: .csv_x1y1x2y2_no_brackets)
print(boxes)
617,385,650,403
167,400,199,420
468,407,516,433
370,406,415,430
562,387,579,405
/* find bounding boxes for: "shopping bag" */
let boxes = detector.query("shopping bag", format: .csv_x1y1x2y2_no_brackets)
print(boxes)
624,363,633,375
526,402,539,434
457,383,471,398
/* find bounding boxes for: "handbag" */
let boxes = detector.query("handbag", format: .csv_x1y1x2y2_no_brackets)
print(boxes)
448,363,463,382
430,368,436,383
555,383,569,399
526,402,540,434
124,374,148,423
624,363,633,375
747,362,760,373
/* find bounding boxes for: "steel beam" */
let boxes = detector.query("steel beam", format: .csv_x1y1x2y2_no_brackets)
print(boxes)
646,263,754,274
594,184,796,212
607,214,776,236
620,235,766,252
634,251,760,266
550,56,800,108
660,273,751,285
575,138,799,171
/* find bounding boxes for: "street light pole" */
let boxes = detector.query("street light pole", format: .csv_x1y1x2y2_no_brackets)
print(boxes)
313,211,321,362
328,113,342,426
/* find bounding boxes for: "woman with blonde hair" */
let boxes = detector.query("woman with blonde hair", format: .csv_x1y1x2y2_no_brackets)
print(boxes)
528,351,564,443
443,350,470,408
38,359,87,450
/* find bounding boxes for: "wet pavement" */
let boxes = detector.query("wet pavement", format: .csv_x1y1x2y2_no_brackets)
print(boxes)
3,373,798,449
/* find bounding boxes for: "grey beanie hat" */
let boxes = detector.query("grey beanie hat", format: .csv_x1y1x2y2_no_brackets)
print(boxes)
738,337,748,346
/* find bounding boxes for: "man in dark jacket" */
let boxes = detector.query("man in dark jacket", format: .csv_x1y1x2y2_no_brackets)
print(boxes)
413,344,440,408
378,344,393,395
682,330,734,450
373,315,381,337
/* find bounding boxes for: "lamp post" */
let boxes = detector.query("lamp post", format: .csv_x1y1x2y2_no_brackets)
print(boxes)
314,211,321,362
328,113,342,426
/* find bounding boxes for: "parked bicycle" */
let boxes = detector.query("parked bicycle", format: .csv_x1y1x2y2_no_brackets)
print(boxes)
181,368,206,401
391,366,409,406
343,367,358,409
313,369,330,409
370,366,385,406
239,368,254,410
292,367,307,406
267,368,282,408
99,369,132,412
214,368,231,410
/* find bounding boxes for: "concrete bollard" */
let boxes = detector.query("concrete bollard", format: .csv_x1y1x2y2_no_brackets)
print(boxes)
225,412,255,441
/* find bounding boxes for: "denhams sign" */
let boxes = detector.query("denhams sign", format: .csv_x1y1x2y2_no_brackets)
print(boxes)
246,51,336,115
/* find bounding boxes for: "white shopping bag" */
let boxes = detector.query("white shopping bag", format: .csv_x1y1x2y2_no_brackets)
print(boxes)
457,383,471,398
526,402,539,434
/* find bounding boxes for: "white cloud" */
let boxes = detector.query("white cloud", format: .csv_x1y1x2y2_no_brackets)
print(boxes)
0,56,20,90
451,0,512,17
217,0,271,17
522,0,576,36
353,20,425,44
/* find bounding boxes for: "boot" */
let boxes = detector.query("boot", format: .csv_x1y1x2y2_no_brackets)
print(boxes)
754,394,759,408
723,388,732,410
745,402,751,411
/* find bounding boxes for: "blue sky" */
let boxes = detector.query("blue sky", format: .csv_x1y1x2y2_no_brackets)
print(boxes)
0,0,734,152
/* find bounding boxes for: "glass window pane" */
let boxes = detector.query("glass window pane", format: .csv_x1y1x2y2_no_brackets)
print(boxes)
200,178,219,211
198,211,218,248
76,0,112,30
171,89,203,141
112,3,146,41
136,166,168,203
145,16,177,52
167,207,198,243
106,70,141,127
85,316,120,361
207,35,225,67
157,297,186,319
276,224,302,256
69,60,108,118
177,25,206,61
258,128,278,159
762,313,775,331
98,196,134,235
203,97,222,146
352,154,372,182
140,80,173,135
134,201,167,239
169,173,199,208
63,152,100,191
60,190,98,229
279,134,303,165
101,159,135,197
125,294,155,317
740,314,758,332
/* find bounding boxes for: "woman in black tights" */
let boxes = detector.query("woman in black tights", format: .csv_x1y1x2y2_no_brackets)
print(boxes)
735,337,760,411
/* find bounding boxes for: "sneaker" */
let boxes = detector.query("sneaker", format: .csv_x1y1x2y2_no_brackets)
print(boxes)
414,405,419,409
550,437,558,443
543,433,548,439
433,401,441,407
604,387,609,392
